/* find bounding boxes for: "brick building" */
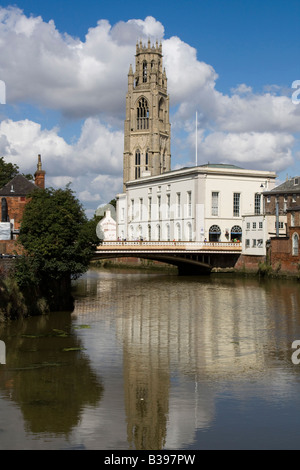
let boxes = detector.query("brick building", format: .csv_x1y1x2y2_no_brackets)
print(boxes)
267,206,300,274
0,155,45,254
263,176,300,234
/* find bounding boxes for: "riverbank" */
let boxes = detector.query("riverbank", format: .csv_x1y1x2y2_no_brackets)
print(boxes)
91,258,300,281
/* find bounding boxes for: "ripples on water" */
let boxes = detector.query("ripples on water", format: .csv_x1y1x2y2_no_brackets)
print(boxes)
0,268,300,449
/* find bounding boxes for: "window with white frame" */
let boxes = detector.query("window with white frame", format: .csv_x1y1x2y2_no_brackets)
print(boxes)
291,213,295,227
139,198,143,221
148,197,152,221
166,193,171,218
254,193,261,215
176,193,181,217
292,233,299,256
166,223,170,241
157,195,161,220
187,191,192,217
211,192,219,216
233,193,240,217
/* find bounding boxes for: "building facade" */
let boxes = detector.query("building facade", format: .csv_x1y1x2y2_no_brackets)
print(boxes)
267,207,300,273
117,164,277,242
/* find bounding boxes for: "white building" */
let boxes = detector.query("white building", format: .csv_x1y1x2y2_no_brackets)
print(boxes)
117,164,277,242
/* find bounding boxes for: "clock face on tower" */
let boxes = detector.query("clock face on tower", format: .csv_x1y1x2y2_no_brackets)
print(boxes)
123,41,171,190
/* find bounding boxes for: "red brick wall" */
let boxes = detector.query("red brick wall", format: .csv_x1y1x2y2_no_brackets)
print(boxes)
269,232,300,273
5,196,29,230
235,254,266,271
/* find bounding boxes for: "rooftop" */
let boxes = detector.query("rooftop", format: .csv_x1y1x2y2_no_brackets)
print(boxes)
0,174,38,197
266,176,300,194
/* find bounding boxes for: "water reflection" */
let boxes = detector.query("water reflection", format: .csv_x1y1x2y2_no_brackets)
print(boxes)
72,270,300,449
0,311,103,437
1,269,300,449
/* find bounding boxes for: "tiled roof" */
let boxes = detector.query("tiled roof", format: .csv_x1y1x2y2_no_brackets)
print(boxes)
268,176,300,193
0,174,38,196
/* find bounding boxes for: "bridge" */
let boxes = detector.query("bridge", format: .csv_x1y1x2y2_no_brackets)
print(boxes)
94,241,242,275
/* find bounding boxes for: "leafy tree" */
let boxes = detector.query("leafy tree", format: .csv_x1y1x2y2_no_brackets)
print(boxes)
15,186,99,311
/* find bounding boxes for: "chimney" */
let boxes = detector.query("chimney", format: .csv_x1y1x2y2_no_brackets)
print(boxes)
34,154,45,189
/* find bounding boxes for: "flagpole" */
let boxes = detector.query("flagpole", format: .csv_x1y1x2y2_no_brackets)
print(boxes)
195,111,198,166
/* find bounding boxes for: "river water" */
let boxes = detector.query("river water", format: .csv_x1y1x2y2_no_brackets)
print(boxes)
0,267,300,450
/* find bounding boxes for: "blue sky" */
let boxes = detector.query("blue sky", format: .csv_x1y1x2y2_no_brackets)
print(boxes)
0,0,299,215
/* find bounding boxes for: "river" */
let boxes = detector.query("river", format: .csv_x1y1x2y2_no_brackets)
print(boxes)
0,267,300,450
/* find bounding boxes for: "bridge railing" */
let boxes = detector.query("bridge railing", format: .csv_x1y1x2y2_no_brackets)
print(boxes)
96,241,242,251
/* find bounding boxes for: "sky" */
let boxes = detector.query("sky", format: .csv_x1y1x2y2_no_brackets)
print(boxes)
0,0,299,217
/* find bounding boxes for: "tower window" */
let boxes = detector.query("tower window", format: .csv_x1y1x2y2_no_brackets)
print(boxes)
143,61,147,83
137,98,149,130
135,150,141,179
159,98,164,121
145,151,149,170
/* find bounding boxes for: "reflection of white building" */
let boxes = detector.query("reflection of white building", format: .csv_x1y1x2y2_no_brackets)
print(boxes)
117,164,277,242
116,42,277,242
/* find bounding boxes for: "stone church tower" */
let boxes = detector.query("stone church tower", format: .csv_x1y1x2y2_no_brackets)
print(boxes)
123,40,171,190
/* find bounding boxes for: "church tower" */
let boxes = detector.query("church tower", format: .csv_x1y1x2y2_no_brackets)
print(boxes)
123,40,171,190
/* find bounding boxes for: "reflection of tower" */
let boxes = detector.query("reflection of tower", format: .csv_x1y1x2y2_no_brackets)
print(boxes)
121,306,170,450
123,40,171,191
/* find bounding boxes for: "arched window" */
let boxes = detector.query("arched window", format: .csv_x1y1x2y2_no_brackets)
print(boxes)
209,225,221,242
231,225,242,241
135,150,141,179
142,61,147,83
137,98,149,130
292,233,299,256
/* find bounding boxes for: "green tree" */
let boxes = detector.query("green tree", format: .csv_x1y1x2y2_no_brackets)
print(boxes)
15,186,99,312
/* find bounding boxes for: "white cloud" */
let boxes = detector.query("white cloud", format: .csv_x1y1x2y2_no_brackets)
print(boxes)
196,131,294,171
0,117,124,210
0,7,165,119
